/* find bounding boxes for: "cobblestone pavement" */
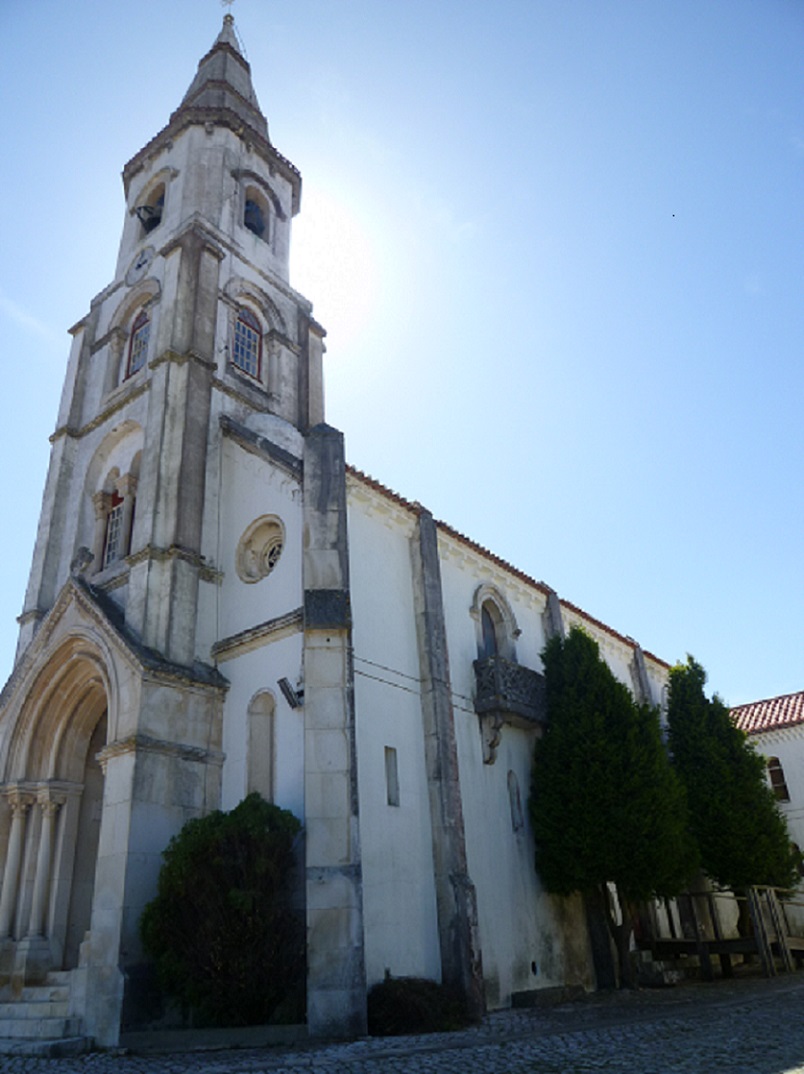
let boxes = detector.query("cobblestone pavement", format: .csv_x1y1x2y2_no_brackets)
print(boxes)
4,974,804,1074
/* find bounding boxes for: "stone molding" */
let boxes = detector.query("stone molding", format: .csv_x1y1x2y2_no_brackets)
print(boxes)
149,347,217,374
220,415,303,481
123,106,301,214
158,221,226,264
230,168,288,220
220,281,290,338
50,381,150,443
126,543,222,583
90,325,128,356
212,374,278,411
97,733,224,770
212,607,303,662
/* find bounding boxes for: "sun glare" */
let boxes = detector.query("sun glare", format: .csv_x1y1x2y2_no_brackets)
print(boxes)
290,186,379,355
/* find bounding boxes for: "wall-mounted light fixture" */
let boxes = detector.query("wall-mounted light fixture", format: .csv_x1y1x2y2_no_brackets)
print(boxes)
278,677,303,709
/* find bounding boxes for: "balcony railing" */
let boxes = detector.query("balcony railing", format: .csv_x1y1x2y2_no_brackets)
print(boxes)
473,656,547,726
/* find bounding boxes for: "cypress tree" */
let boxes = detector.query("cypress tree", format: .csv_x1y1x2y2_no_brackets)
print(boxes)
530,627,697,986
667,656,797,892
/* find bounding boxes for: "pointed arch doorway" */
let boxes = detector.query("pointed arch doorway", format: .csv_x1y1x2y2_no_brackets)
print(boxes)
2,640,111,981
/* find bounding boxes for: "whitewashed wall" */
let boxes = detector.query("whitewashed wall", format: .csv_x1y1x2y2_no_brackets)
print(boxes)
748,730,804,853
347,484,442,987
212,428,305,820
437,534,593,1005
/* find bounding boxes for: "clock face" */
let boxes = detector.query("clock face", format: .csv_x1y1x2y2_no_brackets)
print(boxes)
126,246,155,285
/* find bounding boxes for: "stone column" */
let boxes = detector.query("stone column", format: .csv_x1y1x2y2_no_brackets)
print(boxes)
91,491,112,573
411,508,484,1021
302,424,366,1038
0,791,32,938
542,589,565,641
630,644,654,708
27,792,62,938
116,473,138,558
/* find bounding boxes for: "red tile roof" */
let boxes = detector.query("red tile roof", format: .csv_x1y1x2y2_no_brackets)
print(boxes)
732,691,804,735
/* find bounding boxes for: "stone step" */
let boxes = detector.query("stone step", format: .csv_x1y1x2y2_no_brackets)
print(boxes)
0,999,69,1019
0,984,70,1004
0,1016,81,1040
0,1036,91,1057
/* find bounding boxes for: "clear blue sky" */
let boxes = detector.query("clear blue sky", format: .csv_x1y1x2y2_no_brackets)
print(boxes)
0,1,801,704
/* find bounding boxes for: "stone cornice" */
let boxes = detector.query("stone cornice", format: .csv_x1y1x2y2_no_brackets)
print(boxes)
127,543,222,584
212,375,275,411
123,106,301,215
98,733,224,769
159,221,226,262
220,415,302,481
149,348,217,374
50,381,150,443
212,607,303,663
90,325,127,356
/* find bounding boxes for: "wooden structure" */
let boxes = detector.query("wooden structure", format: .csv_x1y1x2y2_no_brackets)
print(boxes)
637,887,804,980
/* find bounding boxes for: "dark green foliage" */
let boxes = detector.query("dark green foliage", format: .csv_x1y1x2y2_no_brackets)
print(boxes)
529,628,697,984
531,628,696,902
367,976,471,1036
140,793,304,1027
667,657,797,892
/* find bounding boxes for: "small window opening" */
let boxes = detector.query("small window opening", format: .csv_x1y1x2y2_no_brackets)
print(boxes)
232,307,262,379
127,310,150,377
244,198,266,238
102,492,124,569
136,187,164,234
480,603,499,660
768,757,790,802
385,746,400,807
508,770,524,832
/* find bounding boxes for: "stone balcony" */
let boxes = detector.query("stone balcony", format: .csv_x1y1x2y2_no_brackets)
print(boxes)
473,656,547,762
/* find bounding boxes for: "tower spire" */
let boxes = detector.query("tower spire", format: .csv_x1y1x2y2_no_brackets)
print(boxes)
177,12,267,139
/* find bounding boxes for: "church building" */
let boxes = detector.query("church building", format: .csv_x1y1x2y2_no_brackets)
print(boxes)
0,17,671,1048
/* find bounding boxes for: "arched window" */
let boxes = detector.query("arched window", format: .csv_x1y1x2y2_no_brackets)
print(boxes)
102,490,124,569
92,462,139,574
232,307,262,379
248,692,275,801
768,757,790,802
243,186,270,240
135,183,165,235
471,584,519,663
481,603,499,660
127,309,150,377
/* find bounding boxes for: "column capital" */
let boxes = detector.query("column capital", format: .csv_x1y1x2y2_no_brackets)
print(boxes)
116,472,138,498
93,489,113,518
4,787,34,815
35,787,66,815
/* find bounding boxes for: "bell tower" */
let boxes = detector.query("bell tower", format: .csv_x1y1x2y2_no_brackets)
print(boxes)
0,15,366,1046
16,14,325,667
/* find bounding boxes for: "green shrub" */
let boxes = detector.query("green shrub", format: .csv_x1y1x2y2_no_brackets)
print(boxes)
140,793,304,1027
367,975,471,1036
